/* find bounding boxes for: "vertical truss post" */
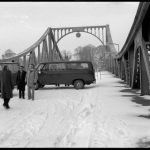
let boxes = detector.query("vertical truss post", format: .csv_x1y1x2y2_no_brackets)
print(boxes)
23,55,26,70
140,44,150,95
38,45,41,63
41,38,49,63
48,29,53,61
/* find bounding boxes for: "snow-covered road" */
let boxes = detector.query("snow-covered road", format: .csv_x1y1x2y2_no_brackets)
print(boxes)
0,71,150,148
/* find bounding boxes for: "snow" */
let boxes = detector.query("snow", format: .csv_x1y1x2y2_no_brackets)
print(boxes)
0,71,150,148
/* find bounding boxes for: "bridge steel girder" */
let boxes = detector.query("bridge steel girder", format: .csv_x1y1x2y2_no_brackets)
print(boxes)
120,58,126,81
51,25,117,72
112,59,116,75
0,27,63,71
128,47,134,87
122,55,129,84
110,56,114,73
114,59,119,77
111,2,150,95
0,25,117,75
116,59,121,79
112,56,117,74
48,30,53,62
113,58,120,77
131,46,140,89
50,29,63,61
28,50,37,66
125,52,130,85
51,25,107,45
133,27,150,95
140,45,150,95
41,38,49,63
112,59,116,74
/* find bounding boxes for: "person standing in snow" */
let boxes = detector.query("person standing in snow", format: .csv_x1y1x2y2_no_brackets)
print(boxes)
26,64,37,100
1,65,13,109
16,65,27,99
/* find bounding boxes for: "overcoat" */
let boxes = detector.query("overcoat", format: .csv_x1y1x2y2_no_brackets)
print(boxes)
26,69,38,87
1,70,13,99
16,70,26,91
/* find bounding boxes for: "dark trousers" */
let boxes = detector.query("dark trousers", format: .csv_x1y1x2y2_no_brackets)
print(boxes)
3,98,10,107
19,90,25,99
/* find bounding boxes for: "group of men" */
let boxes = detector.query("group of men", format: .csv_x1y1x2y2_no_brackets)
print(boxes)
1,64,37,109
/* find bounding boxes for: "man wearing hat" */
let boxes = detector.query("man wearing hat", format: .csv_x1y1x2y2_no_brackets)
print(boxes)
16,65,27,99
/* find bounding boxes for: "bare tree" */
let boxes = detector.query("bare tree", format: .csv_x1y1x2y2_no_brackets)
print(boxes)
61,49,72,61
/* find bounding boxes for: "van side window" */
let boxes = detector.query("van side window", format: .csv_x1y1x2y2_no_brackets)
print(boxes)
66,63,88,69
56,63,66,70
49,64,57,71
67,63,77,69
49,63,66,70
80,63,88,69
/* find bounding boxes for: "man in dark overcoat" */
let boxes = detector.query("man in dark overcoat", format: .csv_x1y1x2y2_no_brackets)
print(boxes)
1,65,13,109
16,65,26,99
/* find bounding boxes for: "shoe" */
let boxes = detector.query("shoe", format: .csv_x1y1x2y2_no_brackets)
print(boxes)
5,105,10,109
3,103,6,108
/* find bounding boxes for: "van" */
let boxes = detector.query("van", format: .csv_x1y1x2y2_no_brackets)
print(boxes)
35,61,96,90
0,62,19,92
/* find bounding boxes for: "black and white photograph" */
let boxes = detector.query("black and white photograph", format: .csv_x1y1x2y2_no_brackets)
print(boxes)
1,1,150,148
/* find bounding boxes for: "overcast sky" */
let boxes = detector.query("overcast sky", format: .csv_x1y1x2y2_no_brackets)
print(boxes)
0,2,139,55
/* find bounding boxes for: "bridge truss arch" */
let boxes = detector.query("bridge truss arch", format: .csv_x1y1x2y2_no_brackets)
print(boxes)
0,24,117,73
51,25,107,46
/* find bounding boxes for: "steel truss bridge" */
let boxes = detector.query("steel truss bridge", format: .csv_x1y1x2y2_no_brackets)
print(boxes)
108,2,150,96
0,24,117,71
1,2,150,96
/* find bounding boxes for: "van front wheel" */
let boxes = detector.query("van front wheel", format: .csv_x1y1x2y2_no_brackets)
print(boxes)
74,80,84,89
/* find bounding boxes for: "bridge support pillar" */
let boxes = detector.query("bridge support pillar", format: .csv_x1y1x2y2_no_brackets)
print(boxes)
128,48,134,87
120,58,125,80
38,45,41,64
23,55,26,70
140,45,150,95
114,59,118,77
122,56,127,83
48,29,53,61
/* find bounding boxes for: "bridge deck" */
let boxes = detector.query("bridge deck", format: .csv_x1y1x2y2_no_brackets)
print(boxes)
0,71,150,147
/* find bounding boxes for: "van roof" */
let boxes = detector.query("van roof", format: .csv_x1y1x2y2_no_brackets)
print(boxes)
0,62,19,64
39,61,92,64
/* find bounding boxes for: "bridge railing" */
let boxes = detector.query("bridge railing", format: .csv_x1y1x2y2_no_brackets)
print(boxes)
108,2,150,95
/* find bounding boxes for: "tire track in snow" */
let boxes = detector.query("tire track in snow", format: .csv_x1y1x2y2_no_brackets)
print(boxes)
54,88,98,147
0,101,49,147
80,77,135,148
88,115,132,147
87,92,134,148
